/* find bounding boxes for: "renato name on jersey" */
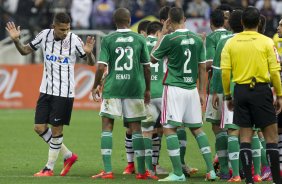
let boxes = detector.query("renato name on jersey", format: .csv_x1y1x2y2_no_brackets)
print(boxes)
116,36,134,43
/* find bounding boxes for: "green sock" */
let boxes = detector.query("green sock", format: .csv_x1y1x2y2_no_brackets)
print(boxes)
177,128,187,165
228,135,240,177
251,134,261,175
101,131,112,172
143,137,154,171
132,132,145,174
195,132,214,172
259,137,268,166
166,134,183,176
216,131,229,174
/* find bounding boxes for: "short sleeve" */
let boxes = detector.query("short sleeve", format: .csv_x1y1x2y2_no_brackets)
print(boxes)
29,29,47,51
198,39,206,63
220,39,231,70
74,36,86,58
151,35,170,61
98,37,109,65
206,36,215,61
140,38,150,64
267,41,281,72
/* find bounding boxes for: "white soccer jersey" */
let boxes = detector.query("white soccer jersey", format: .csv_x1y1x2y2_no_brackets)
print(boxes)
29,29,86,98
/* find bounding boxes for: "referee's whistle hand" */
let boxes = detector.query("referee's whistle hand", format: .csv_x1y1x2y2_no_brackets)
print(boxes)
275,96,282,114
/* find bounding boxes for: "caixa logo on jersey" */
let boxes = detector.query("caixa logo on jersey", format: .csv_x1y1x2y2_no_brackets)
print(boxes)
45,54,70,64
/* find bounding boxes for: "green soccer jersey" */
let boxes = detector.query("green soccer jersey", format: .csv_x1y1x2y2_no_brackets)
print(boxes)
146,36,164,98
212,34,235,95
206,28,232,94
98,29,150,99
152,29,205,90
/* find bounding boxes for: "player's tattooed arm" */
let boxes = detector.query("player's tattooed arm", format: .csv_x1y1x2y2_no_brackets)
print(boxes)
6,22,33,55
143,64,151,104
83,36,96,66
92,63,105,101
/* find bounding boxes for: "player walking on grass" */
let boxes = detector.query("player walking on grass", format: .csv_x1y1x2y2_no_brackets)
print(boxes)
212,10,243,182
205,9,232,180
92,8,151,180
151,7,216,182
221,7,282,184
5,13,96,176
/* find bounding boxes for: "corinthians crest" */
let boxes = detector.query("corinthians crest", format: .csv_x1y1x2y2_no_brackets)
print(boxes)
62,40,70,49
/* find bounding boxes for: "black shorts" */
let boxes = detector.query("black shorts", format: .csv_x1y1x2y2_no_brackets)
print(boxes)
233,83,277,129
35,93,74,126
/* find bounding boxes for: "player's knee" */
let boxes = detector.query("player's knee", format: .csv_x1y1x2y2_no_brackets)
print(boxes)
34,125,47,135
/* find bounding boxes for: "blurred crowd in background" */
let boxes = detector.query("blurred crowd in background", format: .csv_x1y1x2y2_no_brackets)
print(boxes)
1,0,282,40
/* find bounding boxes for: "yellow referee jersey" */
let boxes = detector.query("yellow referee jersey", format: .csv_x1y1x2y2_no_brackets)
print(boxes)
221,31,280,84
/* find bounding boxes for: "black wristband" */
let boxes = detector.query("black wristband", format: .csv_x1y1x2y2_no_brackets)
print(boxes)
224,95,232,101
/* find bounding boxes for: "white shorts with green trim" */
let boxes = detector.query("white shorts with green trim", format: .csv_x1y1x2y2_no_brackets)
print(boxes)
205,94,223,124
142,98,162,132
220,101,239,130
161,85,203,128
100,98,146,122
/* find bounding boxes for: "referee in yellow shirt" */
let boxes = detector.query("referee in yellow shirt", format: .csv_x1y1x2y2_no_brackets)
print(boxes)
221,7,282,184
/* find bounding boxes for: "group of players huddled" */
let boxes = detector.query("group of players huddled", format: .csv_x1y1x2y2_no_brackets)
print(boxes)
5,2,282,183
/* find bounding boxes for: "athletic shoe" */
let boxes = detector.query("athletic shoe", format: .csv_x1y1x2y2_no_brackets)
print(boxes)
91,170,114,179
155,165,169,175
253,174,262,182
145,170,159,180
60,153,78,176
205,170,217,181
182,164,190,177
261,166,271,181
213,155,220,174
123,163,135,174
136,173,147,179
220,173,231,180
158,173,186,182
34,167,54,177
227,176,241,182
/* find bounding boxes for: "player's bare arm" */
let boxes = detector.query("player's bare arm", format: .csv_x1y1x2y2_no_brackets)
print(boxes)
5,22,33,55
143,64,151,104
83,36,96,66
92,63,105,101
198,63,206,105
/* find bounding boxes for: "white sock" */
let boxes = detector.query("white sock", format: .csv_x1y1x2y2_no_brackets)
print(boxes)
125,133,134,163
40,128,72,160
46,135,63,170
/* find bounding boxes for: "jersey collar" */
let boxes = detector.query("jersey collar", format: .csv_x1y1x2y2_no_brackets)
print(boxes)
175,29,189,32
214,28,227,32
147,35,157,38
116,29,131,32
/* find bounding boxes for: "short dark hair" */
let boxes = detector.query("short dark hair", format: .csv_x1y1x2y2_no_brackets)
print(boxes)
113,8,131,25
242,6,260,29
137,20,151,34
210,9,224,28
229,10,243,33
216,4,233,12
159,6,170,22
169,7,184,24
53,13,71,24
147,21,163,35
258,14,266,34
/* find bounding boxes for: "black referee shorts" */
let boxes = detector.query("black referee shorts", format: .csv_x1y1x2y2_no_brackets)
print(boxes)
35,93,74,126
233,83,277,129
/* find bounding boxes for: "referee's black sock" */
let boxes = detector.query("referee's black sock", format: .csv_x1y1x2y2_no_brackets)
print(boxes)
266,143,281,184
240,142,254,184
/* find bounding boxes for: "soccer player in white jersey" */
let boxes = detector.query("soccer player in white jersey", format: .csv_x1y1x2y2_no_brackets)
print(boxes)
5,13,95,176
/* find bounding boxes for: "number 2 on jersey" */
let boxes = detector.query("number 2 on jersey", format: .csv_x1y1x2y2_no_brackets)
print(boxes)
115,47,133,71
184,49,191,74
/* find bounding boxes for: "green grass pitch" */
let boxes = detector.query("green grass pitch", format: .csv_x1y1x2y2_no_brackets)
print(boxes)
0,109,273,184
